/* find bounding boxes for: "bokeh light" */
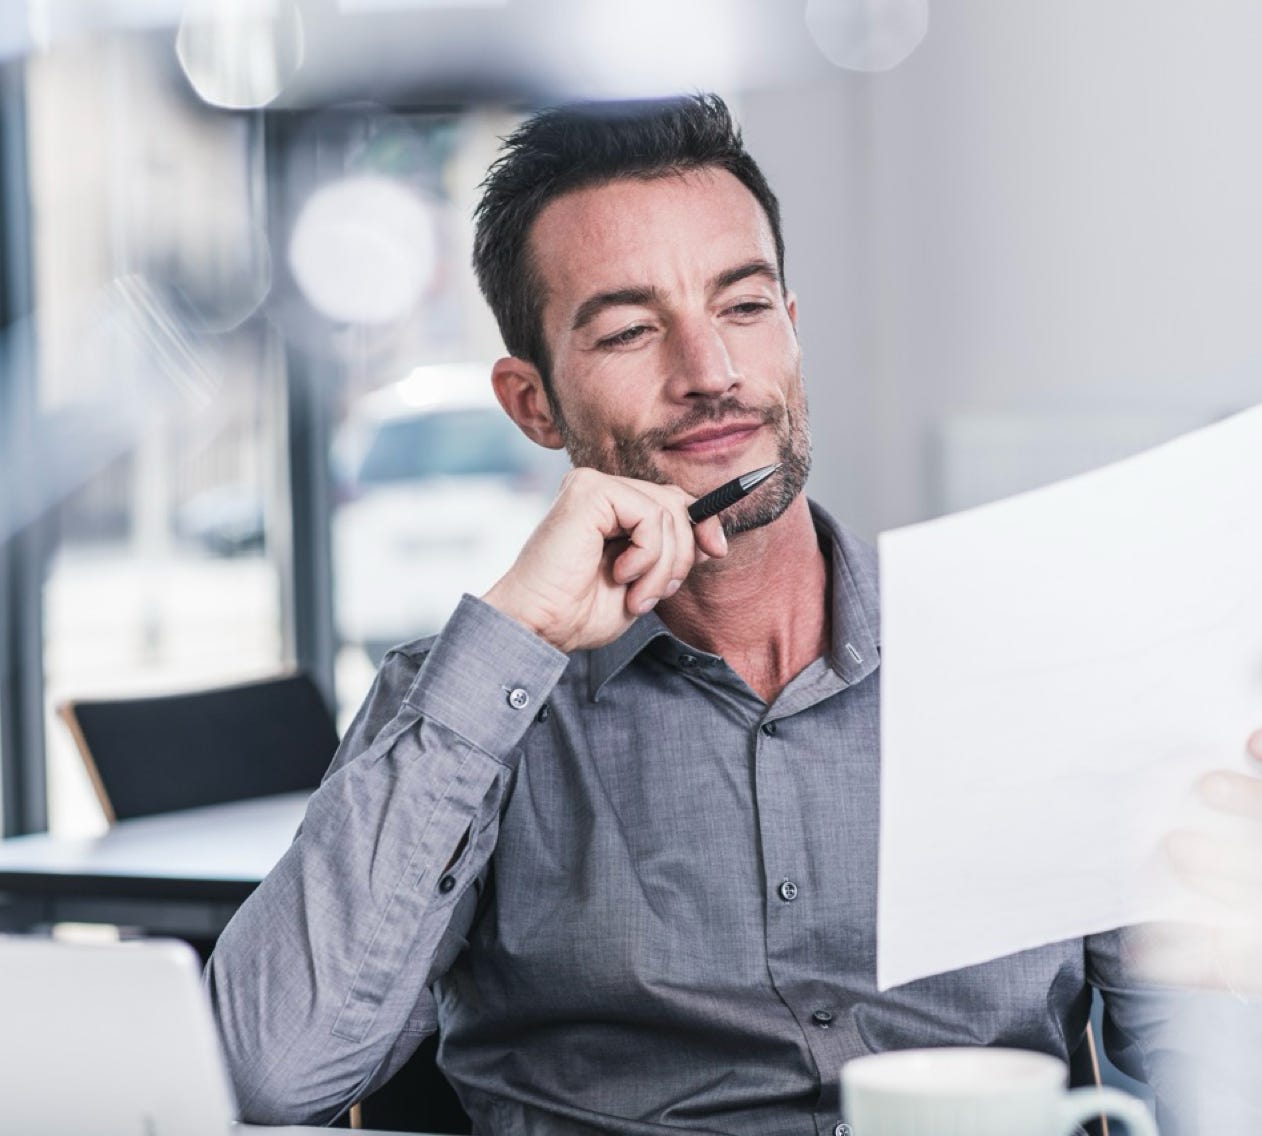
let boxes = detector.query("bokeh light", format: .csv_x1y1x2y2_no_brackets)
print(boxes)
805,0,928,73
176,0,304,111
288,175,437,326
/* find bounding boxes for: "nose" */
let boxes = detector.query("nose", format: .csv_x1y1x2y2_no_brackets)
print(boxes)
665,316,739,401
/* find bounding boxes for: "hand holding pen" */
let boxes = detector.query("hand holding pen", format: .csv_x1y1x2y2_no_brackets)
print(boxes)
483,464,778,653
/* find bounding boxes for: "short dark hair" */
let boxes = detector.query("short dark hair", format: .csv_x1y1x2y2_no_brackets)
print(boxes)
472,93,784,394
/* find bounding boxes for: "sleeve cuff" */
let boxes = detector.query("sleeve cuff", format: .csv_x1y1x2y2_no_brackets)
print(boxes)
403,594,569,760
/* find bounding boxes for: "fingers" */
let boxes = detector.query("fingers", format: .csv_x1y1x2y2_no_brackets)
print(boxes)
1132,920,1262,995
1140,727,1262,996
608,481,732,615
598,477,697,615
497,466,736,647
1165,829,1262,890
606,485,679,579
692,515,728,561
623,509,680,616
1196,727,1262,820
1198,770,1262,819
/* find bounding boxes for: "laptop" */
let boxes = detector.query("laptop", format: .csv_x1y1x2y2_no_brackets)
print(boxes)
0,933,238,1136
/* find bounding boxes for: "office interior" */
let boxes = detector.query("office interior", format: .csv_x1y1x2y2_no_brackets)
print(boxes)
0,0,1260,1127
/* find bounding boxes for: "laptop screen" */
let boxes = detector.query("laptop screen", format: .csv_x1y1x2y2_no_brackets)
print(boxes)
0,934,237,1136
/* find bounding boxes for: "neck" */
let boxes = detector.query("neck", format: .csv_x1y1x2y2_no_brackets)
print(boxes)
658,495,828,704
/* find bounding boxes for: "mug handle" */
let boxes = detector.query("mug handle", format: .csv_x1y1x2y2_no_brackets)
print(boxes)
1058,1086,1158,1136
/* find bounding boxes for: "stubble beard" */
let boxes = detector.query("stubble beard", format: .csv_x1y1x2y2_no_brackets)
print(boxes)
551,384,813,537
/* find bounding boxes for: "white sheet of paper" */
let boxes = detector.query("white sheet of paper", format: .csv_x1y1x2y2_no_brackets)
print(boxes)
876,404,1262,991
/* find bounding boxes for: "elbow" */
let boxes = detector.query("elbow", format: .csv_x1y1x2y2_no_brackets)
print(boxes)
204,952,359,1127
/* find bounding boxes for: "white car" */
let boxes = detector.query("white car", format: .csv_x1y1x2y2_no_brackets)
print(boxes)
332,363,567,661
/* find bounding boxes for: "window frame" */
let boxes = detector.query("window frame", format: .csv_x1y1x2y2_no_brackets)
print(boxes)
0,97,343,836
1,61,48,836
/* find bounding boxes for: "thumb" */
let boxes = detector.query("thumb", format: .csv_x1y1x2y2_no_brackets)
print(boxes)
693,515,728,561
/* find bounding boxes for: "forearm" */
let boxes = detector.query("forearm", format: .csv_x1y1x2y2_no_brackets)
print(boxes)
206,597,569,1123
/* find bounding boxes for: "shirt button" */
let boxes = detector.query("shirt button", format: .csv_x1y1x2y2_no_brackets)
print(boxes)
834,1124,852,1136
778,879,799,902
761,721,777,736
677,653,698,669
438,874,456,894
535,702,550,722
507,687,530,710
812,1008,834,1028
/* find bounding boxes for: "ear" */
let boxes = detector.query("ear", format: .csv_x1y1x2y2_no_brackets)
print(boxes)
784,289,799,333
491,356,565,450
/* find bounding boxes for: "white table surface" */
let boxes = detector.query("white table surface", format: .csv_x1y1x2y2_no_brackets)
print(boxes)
2,802,454,1136
0,791,310,881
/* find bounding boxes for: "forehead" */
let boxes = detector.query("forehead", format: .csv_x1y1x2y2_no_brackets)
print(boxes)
528,168,777,314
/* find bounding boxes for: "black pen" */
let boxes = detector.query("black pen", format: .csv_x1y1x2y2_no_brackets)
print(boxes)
687,463,781,524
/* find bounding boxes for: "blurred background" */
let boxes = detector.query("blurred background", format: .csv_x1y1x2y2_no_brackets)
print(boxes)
1,0,1260,843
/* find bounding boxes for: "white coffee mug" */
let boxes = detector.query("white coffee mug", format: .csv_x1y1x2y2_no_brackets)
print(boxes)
841,1047,1158,1136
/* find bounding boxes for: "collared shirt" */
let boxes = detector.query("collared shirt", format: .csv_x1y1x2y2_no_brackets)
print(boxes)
207,502,1181,1135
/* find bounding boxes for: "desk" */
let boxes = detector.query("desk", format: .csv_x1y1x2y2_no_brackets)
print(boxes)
0,796,474,1135
0,792,308,938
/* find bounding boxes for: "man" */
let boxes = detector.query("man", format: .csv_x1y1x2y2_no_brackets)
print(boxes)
207,94,1257,1134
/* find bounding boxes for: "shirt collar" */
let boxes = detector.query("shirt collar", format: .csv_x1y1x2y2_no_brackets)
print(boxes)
587,609,675,701
811,499,881,688
587,498,881,701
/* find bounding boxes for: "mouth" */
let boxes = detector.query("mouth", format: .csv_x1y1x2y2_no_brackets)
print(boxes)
662,420,763,455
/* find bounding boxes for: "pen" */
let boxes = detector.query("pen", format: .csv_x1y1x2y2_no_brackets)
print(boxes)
687,463,781,524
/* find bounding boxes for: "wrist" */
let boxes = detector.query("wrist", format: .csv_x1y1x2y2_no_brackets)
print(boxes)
481,579,560,650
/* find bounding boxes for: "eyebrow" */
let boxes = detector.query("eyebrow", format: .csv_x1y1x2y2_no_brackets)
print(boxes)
568,259,782,335
709,259,781,293
570,287,661,333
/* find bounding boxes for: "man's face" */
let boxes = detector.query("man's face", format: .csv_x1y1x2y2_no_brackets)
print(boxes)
528,167,810,535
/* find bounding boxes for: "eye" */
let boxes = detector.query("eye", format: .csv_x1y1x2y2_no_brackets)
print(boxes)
597,324,652,349
725,300,773,319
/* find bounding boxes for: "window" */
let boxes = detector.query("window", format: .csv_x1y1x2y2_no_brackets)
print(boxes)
3,26,574,834
262,105,565,723
25,35,287,835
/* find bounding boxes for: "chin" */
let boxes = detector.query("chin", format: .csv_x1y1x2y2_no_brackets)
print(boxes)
722,479,805,537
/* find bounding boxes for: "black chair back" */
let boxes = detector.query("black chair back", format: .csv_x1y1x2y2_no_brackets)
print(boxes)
59,673,339,822
358,1034,472,1134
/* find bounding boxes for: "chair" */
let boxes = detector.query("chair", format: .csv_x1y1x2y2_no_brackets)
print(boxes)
57,672,339,823
59,672,472,1134
354,1035,472,1134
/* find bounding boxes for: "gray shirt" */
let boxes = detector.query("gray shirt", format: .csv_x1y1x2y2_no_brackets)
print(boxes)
207,502,1183,1134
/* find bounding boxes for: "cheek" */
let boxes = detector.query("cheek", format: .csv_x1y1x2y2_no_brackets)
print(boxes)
553,357,663,437
729,318,800,374
749,340,803,407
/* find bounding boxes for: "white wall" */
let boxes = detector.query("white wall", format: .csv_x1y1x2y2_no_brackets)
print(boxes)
743,0,1262,539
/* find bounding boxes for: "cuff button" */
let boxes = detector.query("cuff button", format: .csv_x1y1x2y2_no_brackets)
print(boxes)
507,687,530,710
